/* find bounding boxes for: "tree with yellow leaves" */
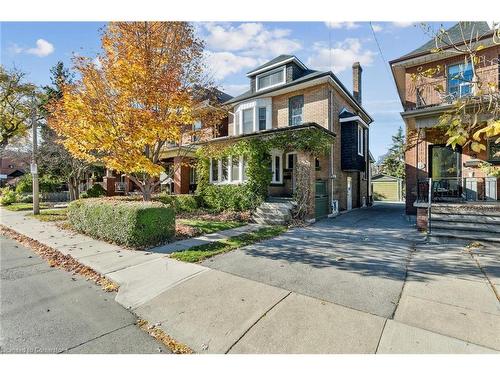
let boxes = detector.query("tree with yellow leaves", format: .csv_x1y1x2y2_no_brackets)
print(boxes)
48,22,225,200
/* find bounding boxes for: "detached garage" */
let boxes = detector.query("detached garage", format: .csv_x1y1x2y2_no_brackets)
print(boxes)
372,174,403,201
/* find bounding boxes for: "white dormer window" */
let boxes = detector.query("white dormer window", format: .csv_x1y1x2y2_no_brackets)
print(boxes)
256,66,286,91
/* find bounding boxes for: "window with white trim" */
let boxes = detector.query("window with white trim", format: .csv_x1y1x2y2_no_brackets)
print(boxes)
242,157,248,181
357,125,364,156
209,157,246,184
271,152,283,184
242,108,253,134
210,158,218,182
256,67,286,91
258,107,266,131
189,166,196,185
289,95,304,126
230,155,240,181
192,120,202,142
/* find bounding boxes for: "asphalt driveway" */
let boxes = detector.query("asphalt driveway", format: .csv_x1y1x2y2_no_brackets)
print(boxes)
203,202,419,318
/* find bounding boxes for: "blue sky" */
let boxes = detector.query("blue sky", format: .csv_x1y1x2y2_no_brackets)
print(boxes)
0,21,454,160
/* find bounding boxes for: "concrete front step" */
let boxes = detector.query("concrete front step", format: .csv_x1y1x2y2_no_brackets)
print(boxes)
431,221,500,234
255,207,292,216
432,213,500,224
430,229,500,243
431,205,500,216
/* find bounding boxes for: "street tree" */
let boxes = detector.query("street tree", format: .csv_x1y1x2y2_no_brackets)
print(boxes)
39,62,95,200
0,66,38,150
48,22,225,200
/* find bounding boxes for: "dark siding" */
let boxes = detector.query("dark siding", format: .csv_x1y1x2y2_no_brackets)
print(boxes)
286,62,305,82
341,120,367,171
250,76,256,93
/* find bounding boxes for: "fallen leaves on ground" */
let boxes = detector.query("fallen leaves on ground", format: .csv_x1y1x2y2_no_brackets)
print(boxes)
175,223,202,239
0,225,119,292
136,319,193,354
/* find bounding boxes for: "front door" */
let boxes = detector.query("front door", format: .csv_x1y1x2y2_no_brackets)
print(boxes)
347,177,352,210
429,145,462,199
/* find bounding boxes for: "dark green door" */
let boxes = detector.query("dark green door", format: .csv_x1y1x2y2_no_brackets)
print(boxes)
315,180,329,219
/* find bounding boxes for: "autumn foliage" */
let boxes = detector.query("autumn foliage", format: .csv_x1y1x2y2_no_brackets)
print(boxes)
48,22,223,199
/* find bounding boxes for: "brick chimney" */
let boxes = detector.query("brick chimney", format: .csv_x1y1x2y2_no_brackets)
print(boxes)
352,62,362,105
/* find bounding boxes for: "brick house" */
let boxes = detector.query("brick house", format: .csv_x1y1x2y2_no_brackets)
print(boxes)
194,55,374,219
390,22,500,218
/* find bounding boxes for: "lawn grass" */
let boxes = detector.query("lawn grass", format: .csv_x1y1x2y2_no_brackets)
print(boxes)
170,225,287,263
3,202,49,211
28,208,68,222
177,218,245,235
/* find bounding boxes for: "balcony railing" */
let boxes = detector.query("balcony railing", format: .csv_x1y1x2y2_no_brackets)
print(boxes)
417,177,499,203
115,182,127,192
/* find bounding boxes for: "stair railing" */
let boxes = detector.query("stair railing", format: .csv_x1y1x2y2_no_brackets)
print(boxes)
427,177,432,237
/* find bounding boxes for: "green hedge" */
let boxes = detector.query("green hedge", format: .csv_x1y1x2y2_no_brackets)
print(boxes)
67,198,175,248
200,184,261,212
81,184,107,198
153,194,199,213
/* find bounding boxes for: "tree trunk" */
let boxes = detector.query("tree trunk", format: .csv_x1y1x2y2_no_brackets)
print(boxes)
142,179,153,201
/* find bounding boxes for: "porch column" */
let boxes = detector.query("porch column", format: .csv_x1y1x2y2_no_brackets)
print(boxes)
296,151,316,220
173,157,190,194
103,169,116,196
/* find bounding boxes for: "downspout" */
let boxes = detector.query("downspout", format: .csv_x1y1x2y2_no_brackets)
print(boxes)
328,89,336,214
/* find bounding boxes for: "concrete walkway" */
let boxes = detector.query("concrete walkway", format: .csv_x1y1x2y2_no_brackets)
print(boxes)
1,204,498,353
150,223,265,254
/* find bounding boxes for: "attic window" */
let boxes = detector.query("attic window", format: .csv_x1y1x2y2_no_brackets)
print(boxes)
256,66,286,91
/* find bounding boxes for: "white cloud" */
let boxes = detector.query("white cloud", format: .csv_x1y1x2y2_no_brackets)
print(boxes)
25,39,54,57
307,38,376,73
205,51,257,80
324,22,360,30
202,22,301,57
392,22,414,28
372,24,383,32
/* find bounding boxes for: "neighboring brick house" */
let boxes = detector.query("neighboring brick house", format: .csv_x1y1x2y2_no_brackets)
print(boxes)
199,55,374,217
0,157,28,187
390,22,500,215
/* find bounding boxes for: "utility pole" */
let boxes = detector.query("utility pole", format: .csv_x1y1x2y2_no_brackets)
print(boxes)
31,95,40,215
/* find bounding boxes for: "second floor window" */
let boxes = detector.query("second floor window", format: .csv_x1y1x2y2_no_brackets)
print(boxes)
242,108,253,134
487,138,500,163
258,107,266,130
192,120,202,142
448,62,473,98
358,125,364,156
289,95,304,126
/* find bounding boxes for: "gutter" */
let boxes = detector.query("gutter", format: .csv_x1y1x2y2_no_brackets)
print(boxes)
195,122,336,146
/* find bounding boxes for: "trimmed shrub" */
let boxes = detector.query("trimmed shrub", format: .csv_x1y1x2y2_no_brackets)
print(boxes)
200,184,261,212
15,173,63,194
67,198,175,248
153,194,199,213
18,194,34,203
0,188,18,206
83,184,107,198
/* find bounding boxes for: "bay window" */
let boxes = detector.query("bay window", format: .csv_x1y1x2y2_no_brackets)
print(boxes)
242,108,253,134
231,155,240,181
258,107,267,130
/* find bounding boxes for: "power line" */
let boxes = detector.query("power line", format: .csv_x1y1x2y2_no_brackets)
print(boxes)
369,21,393,81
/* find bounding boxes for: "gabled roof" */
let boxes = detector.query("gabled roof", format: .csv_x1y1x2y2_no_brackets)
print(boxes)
396,22,491,61
372,174,402,181
246,55,307,76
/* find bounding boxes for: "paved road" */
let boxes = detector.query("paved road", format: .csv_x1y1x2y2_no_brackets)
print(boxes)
0,235,168,354
203,202,419,318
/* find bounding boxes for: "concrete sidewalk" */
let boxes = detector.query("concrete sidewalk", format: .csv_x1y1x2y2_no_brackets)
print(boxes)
1,206,498,353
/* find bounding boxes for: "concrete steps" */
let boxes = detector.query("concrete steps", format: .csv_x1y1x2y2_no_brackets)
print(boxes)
252,199,295,226
430,204,500,243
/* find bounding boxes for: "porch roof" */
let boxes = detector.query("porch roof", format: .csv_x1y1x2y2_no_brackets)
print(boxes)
196,122,336,145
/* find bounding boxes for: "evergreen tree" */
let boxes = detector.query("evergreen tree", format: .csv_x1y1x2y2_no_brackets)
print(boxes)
380,126,405,180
